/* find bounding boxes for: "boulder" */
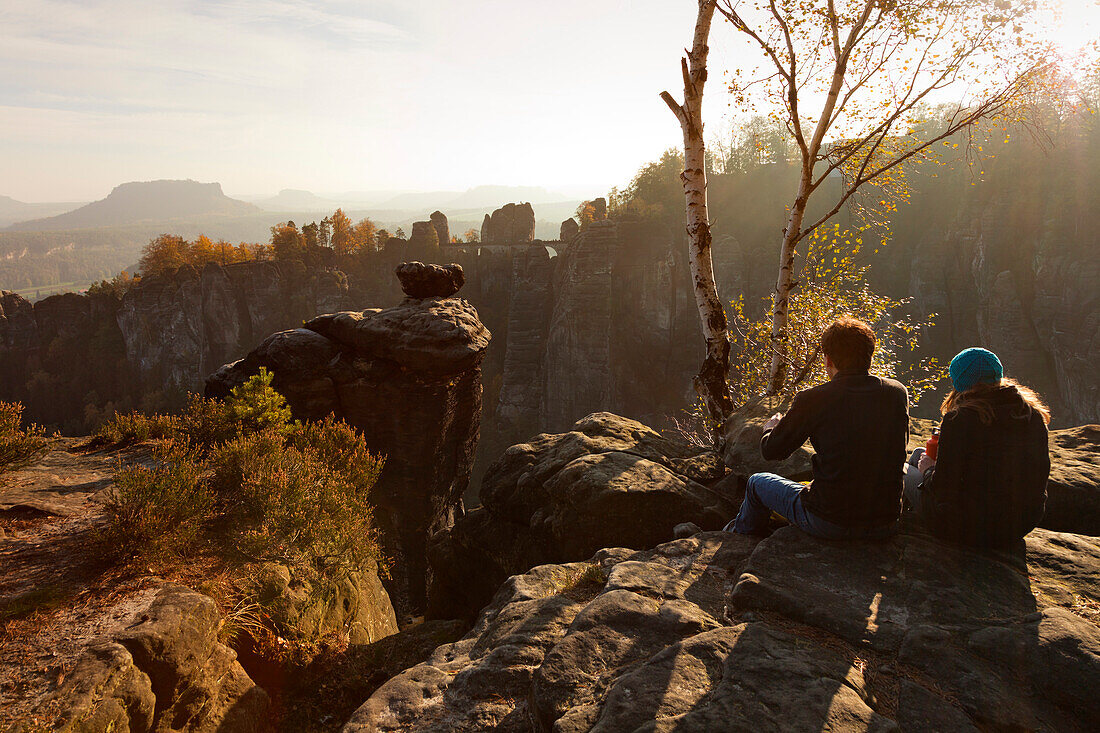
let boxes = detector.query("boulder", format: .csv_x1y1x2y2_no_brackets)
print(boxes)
206,265,490,616
394,261,465,299
427,413,736,620
1044,423,1100,535
347,523,1100,732
46,585,269,732
249,560,398,645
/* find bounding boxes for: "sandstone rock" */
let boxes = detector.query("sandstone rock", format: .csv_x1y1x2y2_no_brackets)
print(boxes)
249,560,398,645
117,260,348,394
482,203,536,244
394,261,465,299
427,413,735,620
559,218,579,241
429,211,449,247
495,244,554,441
719,398,814,480
0,290,37,351
48,585,269,732
305,298,488,376
207,267,491,615
1044,423,1100,535
350,521,1100,732
407,221,439,253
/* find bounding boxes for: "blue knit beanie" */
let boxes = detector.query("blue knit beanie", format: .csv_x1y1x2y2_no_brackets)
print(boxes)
949,347,1003,393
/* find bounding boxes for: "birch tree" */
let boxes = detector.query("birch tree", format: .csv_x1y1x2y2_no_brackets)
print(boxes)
661,0,736,424
715,0,1052,394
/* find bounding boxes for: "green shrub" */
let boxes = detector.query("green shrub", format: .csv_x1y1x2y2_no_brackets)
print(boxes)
94,368,290,452
225,368,294,437
212,423,383,577
102,372,384,581
0,401,48,473
93,410,179,447
103,441,213,559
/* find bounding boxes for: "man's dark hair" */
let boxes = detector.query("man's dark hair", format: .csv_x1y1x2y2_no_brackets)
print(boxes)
821,317,875,372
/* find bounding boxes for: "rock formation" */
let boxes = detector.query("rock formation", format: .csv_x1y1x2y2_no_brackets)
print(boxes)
559,217,579,241
427,413,735,620
118,259,348,394
207,262,491,615
494,244,554,441
429,210,449,247
47,585,269,732
481,202,536,244
350,524,1100,732
407,220,439,250
394,261,464,299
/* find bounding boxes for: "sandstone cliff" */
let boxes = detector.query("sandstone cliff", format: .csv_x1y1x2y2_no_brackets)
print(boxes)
207,263,490,616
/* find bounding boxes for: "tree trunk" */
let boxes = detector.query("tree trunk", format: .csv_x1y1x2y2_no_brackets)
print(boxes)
661,0,734,425
767,172,811,394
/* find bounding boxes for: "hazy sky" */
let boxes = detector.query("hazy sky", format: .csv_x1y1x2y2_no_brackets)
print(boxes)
2,0,1096,202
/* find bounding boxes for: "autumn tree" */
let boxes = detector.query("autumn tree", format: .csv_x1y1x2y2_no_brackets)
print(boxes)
462,228,480,244
661,0,736,425
138,234,188,275
350,217,379,253
715,0,1052,394
329,208,354,255
270,221,304,261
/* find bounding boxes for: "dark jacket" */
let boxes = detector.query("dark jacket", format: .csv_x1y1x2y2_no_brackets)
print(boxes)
761,370,910,528
920,386,1049,547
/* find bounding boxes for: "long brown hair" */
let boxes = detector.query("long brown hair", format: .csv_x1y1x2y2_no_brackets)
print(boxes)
940,378,1051,425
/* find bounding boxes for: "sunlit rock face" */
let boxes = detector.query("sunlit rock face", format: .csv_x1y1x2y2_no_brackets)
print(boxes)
117,259,348,394
207,263,490,616
349,522,1100,733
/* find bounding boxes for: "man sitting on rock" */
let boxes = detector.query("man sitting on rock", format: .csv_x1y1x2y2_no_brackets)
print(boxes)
726,317,909,540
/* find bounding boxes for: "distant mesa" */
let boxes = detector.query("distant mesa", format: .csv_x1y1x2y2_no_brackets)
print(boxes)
6,179,259,231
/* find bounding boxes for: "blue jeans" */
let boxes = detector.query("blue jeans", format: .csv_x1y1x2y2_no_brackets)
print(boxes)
725,472,898,540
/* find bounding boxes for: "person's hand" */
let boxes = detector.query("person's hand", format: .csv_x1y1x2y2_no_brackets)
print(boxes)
763,413,783,431
918,452,935,473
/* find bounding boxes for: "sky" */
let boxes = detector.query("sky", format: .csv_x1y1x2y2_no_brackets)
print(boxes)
2,0,1097,202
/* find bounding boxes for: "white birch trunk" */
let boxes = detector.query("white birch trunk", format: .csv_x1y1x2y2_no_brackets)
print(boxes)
661,0,734,423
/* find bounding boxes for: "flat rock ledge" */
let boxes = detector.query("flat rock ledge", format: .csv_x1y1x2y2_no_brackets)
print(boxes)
347,525,1100,732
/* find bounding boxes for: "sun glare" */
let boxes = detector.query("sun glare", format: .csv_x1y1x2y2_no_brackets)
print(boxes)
1041,0,1100,58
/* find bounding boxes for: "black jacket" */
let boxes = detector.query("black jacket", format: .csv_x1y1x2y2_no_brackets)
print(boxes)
761,371,910,528
921,386,1049,546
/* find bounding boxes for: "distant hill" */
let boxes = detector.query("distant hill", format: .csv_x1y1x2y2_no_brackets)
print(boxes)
0,196,85,228
446,185,570,209
253,189,340,212
7,180,259,231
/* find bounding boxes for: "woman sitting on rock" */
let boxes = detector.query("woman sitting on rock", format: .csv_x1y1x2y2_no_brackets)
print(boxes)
905,347,1051,547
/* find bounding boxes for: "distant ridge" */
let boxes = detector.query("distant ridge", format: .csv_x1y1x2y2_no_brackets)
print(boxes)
374,185,572,212
7,180,260,231
253,189,339,212
0,195,85,228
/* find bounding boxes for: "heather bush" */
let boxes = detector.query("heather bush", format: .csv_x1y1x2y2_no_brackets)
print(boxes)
93,410,179,447
94,367,291,451
103,369,384,581
0,401,48,473
103,440,213,559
